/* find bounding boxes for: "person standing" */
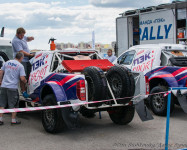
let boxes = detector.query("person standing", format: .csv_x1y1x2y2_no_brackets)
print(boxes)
12,27,34,98
106,49,117,63
0,52,27,125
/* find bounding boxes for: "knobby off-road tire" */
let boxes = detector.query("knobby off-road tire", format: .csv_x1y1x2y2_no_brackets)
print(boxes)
79,106,96,118
108,106,135,125
82,66,108,107
149,86,174,116
42,94,65,133
129,72,135,96
106,65,135,104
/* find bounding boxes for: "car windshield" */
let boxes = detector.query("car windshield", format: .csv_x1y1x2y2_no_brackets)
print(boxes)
118,50,135,65
0,46,13,60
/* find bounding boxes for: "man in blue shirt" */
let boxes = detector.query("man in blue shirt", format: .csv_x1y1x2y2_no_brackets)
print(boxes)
0,52,27,125
106,49,117,63
12,27,35,98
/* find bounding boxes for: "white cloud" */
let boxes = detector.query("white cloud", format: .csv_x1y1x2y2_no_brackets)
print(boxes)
51,1,62,5
1,2,129,50
0,2,131,49
1,0,174,50
89,0,171,8
48,17,62,22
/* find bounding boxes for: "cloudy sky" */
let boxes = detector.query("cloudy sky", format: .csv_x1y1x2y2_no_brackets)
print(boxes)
0,0,172,49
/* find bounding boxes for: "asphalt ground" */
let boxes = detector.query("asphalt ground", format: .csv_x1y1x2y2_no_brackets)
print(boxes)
0,106,186,150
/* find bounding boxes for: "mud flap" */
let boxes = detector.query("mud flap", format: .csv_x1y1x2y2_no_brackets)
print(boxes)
177,90,187,113
135,100,154,121
60,102,80,129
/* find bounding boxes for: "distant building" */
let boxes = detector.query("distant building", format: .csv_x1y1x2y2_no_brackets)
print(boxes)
56,41,113,50
111,41,116,49
78,42,91,49
56,42,75,50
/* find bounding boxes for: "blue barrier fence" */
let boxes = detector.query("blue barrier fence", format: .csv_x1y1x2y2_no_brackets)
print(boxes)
165,87,187,150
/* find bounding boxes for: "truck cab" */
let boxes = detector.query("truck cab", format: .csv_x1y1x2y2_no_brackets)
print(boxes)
0,37,13,68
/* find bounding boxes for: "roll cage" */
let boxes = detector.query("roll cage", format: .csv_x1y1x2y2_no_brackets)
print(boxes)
50,51,102,73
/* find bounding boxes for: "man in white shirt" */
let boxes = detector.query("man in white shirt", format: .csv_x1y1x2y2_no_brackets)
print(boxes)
0,52,27,125
106,49,117,63
12,27,35,98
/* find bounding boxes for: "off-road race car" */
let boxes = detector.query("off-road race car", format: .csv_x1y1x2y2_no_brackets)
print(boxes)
114,44,187,116
0,26,153,132
26,49,143,133
0,41,153,133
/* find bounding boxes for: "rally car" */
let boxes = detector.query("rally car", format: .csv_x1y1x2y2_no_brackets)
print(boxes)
114,44,187,116
0,26,154,133
23,48,145,133
1,47,153,133
0,33,152,133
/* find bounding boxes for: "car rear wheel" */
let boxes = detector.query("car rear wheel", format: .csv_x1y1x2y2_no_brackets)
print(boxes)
42,94,65,133
108,106,135,125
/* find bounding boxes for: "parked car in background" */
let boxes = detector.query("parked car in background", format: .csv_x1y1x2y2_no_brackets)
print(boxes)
114,44,187,116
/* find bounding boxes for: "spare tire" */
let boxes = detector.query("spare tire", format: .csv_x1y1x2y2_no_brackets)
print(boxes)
82,66,107,107
129,72,135,96
106,65,135,104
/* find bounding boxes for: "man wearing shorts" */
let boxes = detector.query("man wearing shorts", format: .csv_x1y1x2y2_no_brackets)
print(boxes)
0,52,27,125
12,27,34,98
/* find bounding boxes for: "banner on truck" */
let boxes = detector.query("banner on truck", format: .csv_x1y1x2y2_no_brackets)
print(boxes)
139,9,176,44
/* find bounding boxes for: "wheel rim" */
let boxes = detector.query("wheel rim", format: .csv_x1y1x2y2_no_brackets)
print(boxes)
43,104,55,129
109,73,122,97
152,94,165,111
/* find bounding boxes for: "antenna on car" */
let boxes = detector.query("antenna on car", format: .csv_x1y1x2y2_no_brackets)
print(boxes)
1,27,5,37
92,31,95,50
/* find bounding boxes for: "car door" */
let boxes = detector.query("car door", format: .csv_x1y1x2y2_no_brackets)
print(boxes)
131,48,156,74
117,50,136,69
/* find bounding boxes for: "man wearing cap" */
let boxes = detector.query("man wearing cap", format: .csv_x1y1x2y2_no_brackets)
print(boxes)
12,27,35,98
0,52,27,125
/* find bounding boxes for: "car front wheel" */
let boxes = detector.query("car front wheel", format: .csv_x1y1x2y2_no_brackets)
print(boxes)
149,86,174,116
42,94,65,133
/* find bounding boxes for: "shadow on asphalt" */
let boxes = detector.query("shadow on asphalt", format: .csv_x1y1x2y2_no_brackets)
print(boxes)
13,105,187,135
170,105,187,119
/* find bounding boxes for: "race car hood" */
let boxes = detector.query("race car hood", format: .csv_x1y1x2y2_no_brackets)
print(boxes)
62,59,114,73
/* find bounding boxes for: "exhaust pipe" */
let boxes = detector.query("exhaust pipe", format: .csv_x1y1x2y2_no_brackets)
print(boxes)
1,27,5,37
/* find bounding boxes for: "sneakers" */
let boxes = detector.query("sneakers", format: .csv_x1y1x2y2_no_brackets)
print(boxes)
11,120,21,125
22,91,29,98
0,120,21,125
0,121,4,125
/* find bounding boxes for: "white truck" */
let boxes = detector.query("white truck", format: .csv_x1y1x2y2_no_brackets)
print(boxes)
116,1,187,56
114,43,187,116
0,27,13,68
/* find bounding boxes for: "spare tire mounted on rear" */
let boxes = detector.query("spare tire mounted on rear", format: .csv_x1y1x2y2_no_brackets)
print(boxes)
106,65,135,104
82,65,135,106
82,66,107,106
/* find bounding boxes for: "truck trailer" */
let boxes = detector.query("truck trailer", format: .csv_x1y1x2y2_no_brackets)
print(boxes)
116,0,187,56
